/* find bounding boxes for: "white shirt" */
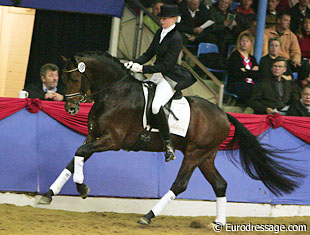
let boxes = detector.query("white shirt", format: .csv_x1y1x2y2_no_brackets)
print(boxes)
188,8,199,18
160,24,176,43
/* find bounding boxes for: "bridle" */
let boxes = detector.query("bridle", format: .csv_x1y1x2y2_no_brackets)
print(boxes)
63,57,90,104
63,56,130,105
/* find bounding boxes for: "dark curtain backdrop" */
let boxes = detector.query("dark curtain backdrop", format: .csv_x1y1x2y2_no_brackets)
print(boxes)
25,10,112,88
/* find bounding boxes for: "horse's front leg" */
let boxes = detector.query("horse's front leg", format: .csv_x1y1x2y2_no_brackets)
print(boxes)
73,132,120,198
38,135,93,205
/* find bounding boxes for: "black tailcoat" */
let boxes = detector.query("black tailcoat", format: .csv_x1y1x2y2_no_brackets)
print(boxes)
134,27,196,90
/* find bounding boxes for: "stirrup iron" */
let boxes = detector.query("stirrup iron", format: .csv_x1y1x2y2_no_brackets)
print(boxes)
164,141,176,162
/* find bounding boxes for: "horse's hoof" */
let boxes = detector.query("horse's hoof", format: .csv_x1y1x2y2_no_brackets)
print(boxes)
76,183,90,199
137,216,151,225
37,195,52,205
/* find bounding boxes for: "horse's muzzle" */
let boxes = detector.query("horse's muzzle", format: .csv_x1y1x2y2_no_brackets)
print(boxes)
65,102,80,115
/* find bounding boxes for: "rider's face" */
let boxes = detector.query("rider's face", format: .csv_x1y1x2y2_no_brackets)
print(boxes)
160,16,177,29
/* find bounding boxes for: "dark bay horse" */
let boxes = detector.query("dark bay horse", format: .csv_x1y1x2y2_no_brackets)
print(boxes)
39,51,304,226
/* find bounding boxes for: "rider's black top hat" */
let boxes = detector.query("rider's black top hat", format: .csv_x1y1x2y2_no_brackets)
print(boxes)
157,4,180,18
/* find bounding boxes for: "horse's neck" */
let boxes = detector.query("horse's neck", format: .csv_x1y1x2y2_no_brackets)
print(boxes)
92,77,143,108
89,69,123,93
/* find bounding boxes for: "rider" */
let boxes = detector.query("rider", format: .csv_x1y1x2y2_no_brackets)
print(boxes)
125,4,196,162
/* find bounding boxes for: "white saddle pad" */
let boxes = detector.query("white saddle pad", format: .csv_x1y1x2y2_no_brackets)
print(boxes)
142,83,190,137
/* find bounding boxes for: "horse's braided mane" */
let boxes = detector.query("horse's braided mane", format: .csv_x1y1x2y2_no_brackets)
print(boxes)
75,50,134,81
75,51,125,69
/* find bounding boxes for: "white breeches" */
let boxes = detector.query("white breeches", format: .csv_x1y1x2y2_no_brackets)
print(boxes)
148,73,175,114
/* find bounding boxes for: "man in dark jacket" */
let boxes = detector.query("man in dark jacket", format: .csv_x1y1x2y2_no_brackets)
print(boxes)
24,63,64,101
290,0,310,33
177,0,210,36
287,84,310,117
250,57,294,114
206,0,237,54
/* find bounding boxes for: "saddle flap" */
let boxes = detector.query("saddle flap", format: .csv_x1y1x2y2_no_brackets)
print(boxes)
142,83,190,137
144,82,182,128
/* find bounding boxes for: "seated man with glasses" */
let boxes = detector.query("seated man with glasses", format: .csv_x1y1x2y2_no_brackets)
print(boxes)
250,57,294,115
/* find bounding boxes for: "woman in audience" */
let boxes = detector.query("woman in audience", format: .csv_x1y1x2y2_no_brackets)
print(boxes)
226,33,260,100
297,16,310,64
235,18,256,55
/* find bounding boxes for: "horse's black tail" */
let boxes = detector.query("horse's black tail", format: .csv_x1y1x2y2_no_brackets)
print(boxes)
226,113,305,196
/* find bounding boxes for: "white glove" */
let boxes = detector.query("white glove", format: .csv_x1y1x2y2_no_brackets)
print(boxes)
130,63,143,73
124,61,133,69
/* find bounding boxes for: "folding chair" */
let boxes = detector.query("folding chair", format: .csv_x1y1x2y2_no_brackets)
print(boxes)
197,43,226,74
227,44,236,58
224,74,239,105
197,42,219,57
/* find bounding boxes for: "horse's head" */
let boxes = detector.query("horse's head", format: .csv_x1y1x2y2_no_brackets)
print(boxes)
62,52,128,115
62,55,91,115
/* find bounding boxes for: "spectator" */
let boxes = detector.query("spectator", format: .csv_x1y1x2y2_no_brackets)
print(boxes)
170,0,186,6
259,37,293,79
144,0,165,33
263,11,302,70
250,57,294,115
201,0,215,9
235,18,256,55
207,0,236,54
290,0,310,33
24,63,64,101
291,63,310,102
296,16,310,63
140,0,157,8
235,0,256,37
266,0,280,28
227,33,259,100
276,0,298,13
286,83,310,116
177,0,215,45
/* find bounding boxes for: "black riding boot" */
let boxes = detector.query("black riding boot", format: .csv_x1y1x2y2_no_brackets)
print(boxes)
155,107,176,162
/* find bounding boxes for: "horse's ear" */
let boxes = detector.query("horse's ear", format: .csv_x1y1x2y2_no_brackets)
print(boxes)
61,55,67,63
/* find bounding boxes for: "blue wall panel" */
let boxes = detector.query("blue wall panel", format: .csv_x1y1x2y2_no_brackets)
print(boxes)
0,109,38,191
0,109,309,205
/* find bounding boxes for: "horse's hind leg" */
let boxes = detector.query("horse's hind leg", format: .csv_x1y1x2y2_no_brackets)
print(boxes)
198,151,227,226
138,156,197,225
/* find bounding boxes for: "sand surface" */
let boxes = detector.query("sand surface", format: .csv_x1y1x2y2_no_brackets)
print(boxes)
0,203,309,235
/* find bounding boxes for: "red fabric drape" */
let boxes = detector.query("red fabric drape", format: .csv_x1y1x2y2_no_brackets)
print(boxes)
219,113,271,149
0,98,28,119
41,100,92,135
1,98,310,148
